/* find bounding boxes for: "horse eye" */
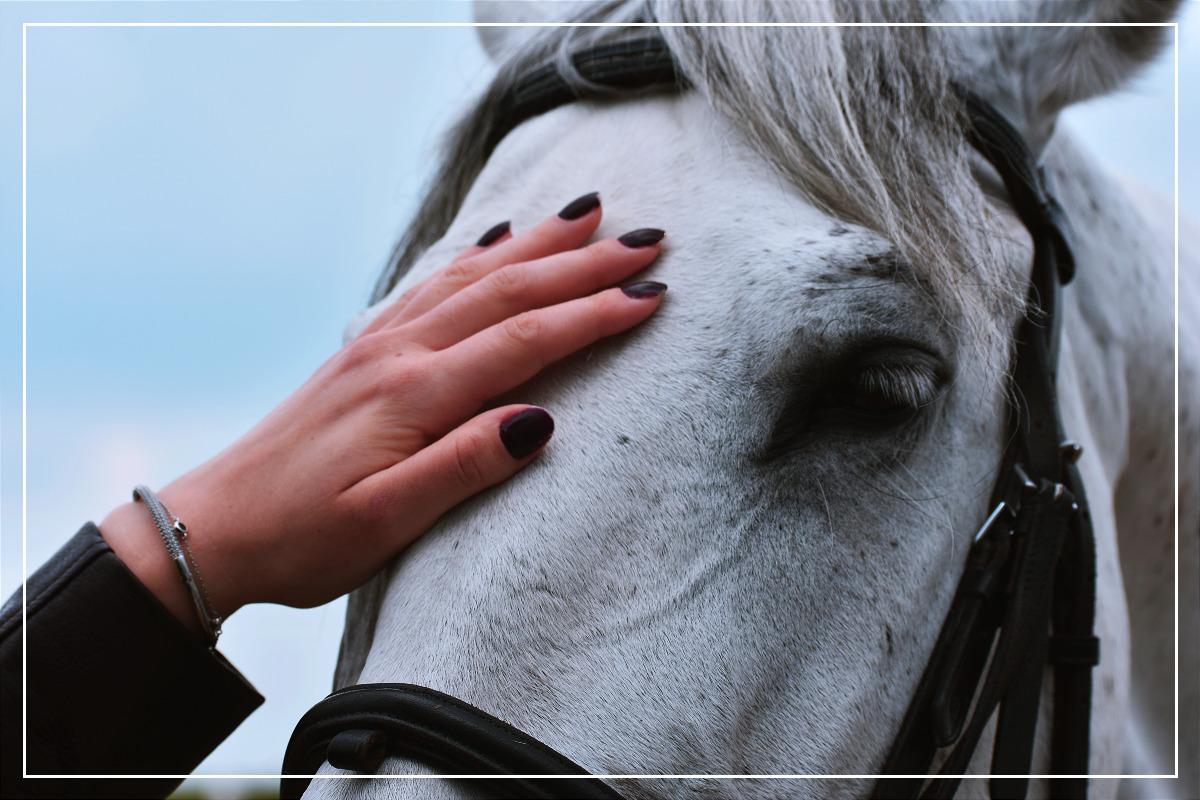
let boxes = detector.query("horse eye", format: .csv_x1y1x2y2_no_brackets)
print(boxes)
760,351,946,459
832,386,914,418
824,363,940,424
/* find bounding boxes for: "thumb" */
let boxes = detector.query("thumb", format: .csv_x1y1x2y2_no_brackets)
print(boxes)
348,405,554,547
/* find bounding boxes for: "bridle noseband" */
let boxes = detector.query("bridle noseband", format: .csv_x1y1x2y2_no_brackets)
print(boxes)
280,683,622,799
282,35,1098,800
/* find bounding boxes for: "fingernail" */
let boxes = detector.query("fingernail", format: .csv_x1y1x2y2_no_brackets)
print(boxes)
476,220,511,247
622,281,668,299
617,228,665,248
500,407,555,459
558,192,601,220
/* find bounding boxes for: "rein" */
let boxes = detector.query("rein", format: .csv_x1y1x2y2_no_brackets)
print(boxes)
281,35,1098,800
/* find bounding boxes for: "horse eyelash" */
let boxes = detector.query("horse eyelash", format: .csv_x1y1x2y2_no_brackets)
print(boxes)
851,363,942,408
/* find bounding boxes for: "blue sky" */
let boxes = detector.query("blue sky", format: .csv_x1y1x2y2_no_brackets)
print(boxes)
2,3,498,794
1,3,1195,796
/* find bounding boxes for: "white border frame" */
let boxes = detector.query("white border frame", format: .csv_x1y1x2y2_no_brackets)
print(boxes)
18,18,1180,786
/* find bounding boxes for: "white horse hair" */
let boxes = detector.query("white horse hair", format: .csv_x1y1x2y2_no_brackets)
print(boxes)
318,2,1197,799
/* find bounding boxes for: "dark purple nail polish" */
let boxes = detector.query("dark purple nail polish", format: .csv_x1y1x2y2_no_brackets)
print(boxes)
622,281,668,299
476,220,511,247
558,192,601,220
500,407,555,459
617,228,665,248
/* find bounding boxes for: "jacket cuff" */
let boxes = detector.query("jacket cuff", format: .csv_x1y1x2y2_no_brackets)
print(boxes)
2,523,265,798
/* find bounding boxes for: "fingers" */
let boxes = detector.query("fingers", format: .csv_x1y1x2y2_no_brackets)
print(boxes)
404,230,665,350
440,282,667,406
344,405,555,547
364,192,604,336
358,222,513,338
401,193,603,321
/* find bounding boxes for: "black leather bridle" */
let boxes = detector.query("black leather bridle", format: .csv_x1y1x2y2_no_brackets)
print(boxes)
281,35,1098,800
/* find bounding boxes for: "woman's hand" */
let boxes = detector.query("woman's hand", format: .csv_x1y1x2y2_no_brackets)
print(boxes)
99,193,666,638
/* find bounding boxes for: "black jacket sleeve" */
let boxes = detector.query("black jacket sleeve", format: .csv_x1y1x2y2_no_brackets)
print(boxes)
1,524,264,799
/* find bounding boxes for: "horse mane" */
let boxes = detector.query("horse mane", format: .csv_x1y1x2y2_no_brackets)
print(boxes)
371,0,1021,358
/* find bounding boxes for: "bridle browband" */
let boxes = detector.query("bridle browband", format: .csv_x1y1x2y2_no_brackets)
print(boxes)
281,35,1098,800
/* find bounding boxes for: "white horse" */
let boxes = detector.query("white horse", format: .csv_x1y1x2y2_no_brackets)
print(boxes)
317,2,1198,798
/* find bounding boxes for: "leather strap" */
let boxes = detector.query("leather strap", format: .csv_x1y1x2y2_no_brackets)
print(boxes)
1046,458,1099,800
988,483,1076,798
961,95,1076,287
872,96,1096,800
485,36,683,158
280,683,622,800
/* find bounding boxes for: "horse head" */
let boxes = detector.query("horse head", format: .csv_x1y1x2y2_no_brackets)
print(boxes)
297,3,1191,798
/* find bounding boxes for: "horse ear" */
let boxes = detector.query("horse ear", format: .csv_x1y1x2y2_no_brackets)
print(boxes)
942,0,1182,152
474,1,577,63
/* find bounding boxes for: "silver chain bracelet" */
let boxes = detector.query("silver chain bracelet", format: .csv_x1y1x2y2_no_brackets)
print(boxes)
133,485,223,647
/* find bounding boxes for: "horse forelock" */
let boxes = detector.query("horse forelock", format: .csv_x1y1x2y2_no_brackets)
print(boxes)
371,1,1027,375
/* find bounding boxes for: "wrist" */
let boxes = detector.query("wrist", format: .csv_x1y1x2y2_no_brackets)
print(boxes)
100,482,245,644
156,472,252,616
99,501,208,641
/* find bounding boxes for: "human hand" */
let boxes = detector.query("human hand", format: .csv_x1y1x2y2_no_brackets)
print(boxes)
99,193,666,637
